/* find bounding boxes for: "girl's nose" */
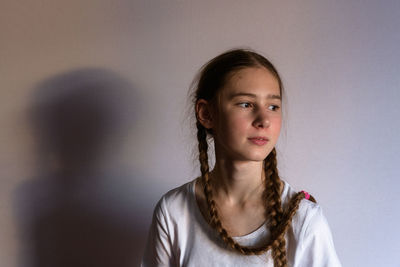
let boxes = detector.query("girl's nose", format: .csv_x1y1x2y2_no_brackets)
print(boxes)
252,109,270,129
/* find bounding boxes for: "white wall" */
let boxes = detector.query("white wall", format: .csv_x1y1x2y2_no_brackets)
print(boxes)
1,1,399,266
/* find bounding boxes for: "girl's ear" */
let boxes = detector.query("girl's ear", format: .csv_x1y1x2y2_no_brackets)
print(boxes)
196,99,214,129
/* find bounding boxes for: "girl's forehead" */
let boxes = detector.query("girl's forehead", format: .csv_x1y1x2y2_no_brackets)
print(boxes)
220,67,280,97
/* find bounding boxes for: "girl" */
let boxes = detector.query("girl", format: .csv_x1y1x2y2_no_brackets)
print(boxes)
141,49,341,266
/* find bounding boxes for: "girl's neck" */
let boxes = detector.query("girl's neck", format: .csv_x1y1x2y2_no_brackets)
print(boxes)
210,159,265,205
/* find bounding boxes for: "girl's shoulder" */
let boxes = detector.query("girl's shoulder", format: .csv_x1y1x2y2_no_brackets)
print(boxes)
281,181,341,265
152,178,198,220
281,180,332,244
281,179,319,211
159,178,196,204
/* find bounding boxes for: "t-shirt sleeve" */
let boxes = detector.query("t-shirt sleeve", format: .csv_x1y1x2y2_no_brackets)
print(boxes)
295,205,342,267
141,198,175,267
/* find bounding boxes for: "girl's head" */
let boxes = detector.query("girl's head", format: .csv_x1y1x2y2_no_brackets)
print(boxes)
193,49,283,106
193,49,284,161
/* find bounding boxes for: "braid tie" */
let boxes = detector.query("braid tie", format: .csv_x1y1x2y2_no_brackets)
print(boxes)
196,124,316,265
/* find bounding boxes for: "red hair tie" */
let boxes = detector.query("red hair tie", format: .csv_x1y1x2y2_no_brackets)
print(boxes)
301,190,310,200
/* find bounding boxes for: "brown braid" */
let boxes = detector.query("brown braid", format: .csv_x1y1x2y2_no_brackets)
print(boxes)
196,123,317,265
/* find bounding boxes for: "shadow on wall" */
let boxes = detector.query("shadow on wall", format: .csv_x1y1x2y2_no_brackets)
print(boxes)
13,69,150,267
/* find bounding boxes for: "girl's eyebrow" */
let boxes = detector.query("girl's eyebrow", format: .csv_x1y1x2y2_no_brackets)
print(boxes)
229,92,281,100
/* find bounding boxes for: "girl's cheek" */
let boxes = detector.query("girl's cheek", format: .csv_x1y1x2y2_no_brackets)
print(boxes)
228,116,247,128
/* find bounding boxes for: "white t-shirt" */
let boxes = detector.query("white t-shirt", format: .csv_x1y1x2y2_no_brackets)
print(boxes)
141,178,341,267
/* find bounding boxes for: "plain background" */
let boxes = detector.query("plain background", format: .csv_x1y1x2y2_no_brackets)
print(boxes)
1,1,399,266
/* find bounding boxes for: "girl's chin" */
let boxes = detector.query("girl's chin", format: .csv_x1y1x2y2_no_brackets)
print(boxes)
236,154,270,162
215,147,271,162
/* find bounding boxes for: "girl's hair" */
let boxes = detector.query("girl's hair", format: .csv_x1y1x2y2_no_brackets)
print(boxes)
192,49,316,267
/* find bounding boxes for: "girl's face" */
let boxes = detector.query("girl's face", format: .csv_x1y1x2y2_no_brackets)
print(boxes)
211,67,282,162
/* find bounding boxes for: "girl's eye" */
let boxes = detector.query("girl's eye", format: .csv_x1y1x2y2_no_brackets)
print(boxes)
238,102,252,108
268,105,280,111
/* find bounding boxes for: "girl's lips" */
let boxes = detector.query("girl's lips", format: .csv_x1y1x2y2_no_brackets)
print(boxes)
248,137,269,145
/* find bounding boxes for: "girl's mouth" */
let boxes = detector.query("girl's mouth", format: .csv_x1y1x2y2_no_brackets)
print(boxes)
248,137,269,145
